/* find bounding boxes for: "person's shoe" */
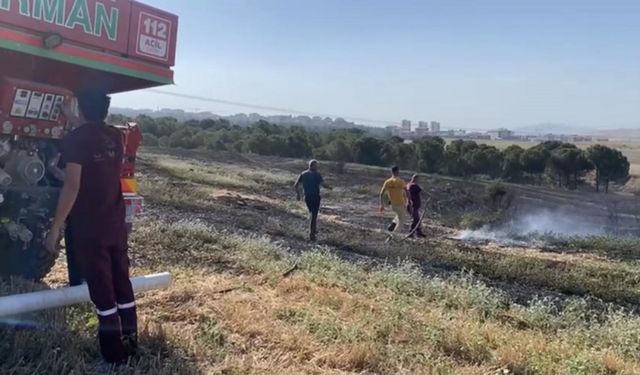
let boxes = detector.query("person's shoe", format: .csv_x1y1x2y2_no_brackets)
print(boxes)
122,332,139,358
310,233,317,242
416,232,426,238
387,222,396,232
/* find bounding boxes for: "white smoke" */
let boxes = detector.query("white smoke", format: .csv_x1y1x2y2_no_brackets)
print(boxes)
456,209,605,244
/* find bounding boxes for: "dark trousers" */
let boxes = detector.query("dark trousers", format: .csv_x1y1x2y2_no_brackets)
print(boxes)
410,206,423,235
64,223,84,286
76,237,137,364
305,196,321,239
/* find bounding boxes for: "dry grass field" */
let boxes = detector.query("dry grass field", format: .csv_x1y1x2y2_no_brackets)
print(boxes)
2,148,640,375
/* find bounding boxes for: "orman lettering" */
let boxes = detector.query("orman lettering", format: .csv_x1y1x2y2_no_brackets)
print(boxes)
0,0,119,41
33,0,65,25
65,0,93,34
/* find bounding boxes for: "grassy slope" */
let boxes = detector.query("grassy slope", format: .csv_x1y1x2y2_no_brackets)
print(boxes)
2,150,640,375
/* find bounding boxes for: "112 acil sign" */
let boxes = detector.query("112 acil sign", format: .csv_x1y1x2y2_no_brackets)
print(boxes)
135,11,172,62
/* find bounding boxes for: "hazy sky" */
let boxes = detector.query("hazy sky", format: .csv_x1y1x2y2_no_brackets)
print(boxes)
112,0,640,129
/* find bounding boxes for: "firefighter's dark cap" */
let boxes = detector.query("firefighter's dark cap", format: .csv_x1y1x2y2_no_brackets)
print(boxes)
76,89,110,103
76,89,110,121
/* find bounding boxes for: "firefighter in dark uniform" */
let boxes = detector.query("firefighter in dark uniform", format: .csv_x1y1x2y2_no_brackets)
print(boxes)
46,90,137,366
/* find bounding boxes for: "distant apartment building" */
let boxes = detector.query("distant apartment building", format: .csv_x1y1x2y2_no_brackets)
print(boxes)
401,119,412,131
412,121,426,138
465,132,491,140
430,121,441,133
488,128,514,140
399,131,414,139
386,125,401,137
415,127,429,137
537,133,573,142
433,129,455,137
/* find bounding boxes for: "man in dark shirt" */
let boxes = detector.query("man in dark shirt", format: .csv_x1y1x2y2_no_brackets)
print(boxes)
294,160,332,241
45,90,137,367
407,174,426,238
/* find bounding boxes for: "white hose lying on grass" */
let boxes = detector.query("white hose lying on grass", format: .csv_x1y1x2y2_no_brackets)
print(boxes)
0,272,172,317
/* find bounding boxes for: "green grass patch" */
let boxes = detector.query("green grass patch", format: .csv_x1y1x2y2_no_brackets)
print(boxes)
544,235,640,261
140,153,294,190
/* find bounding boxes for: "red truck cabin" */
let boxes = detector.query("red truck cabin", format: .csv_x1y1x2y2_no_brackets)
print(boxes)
0,0,178,228
0,0,177,93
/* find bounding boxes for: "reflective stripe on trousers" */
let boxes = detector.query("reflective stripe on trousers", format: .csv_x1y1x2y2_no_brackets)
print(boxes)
96,306,118,317
117,301,136,309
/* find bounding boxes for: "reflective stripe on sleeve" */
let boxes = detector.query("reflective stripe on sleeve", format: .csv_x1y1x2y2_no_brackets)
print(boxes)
96,306,118,317
117,301,136,310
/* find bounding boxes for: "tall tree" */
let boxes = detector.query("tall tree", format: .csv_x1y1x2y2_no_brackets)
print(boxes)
154,117,179,138
244,133,270,155
380,142,398,166
537,141,567,152
587,145,630,193
448,139,479,154
548,147,593,189
141,133,159,147
520,147,549,179
442,140,477,177
286,132,312,158
250,120,281,136
135,114,158,135
395,143,418,170
325,139,353,162
502,145,524,181
415,136,445,173
464,144,504,178
353,137,385,166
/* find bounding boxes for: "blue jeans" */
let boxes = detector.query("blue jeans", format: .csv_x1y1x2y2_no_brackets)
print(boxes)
305,196,321,238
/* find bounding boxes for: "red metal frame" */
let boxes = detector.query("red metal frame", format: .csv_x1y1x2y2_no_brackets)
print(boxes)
0,0,177,94
0,0,177,66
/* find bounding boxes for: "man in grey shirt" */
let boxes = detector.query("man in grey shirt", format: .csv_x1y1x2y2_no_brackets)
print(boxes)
294,160,332,241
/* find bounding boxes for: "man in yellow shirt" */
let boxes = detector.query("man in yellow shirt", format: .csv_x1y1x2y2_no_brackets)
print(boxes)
379,166,409,233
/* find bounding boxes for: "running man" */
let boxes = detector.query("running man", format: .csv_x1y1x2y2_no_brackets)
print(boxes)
295,160,332,241
379,166,409,233
407,174,426,237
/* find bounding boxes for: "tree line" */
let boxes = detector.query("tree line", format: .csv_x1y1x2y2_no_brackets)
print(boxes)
118,114,630,192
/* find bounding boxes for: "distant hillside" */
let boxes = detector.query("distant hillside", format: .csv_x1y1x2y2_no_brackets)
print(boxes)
592,128,640,140
110,107,374,131
111,107,220,121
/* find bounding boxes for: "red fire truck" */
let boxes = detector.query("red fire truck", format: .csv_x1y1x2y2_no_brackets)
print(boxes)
0,0,178,280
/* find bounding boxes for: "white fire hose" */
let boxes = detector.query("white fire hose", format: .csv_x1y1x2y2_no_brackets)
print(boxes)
0,272,172,317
